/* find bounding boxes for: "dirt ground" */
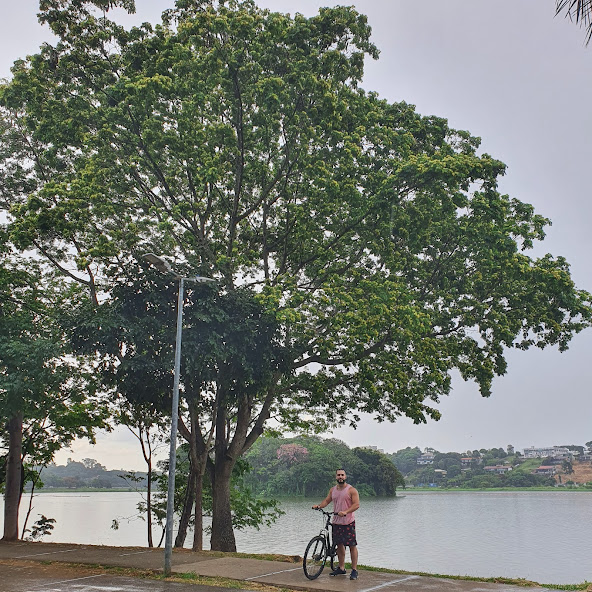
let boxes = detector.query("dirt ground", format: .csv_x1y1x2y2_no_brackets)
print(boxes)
0,558,106,580
555,459,592,484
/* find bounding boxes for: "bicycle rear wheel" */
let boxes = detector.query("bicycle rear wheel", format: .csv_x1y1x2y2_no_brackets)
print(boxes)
303,535,327,580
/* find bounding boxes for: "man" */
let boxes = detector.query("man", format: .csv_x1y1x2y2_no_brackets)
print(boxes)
312,468,360,580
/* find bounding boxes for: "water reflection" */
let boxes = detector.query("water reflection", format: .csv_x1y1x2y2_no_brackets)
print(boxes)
234,492,591,585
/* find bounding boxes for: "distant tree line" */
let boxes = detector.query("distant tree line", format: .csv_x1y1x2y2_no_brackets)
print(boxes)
30,458,147,490
243,436,404,497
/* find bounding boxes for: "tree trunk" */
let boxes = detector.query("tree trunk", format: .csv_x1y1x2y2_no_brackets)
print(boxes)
146,460,153,548
192,469,205,551
138,424,155,548
210,459,236,551
208,387,274,552
175,462,197,548
2,412,23,542
209,385,237,552
177,402,211,550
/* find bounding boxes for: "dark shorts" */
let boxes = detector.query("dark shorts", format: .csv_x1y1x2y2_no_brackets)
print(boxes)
332,521,357,547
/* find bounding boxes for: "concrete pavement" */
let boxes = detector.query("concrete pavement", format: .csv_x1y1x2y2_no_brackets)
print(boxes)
1,564,249,592
0,541,562,592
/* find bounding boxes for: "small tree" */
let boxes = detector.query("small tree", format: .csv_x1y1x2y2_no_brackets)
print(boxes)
117,401,168,548
23,515,56,541
1,252,108,541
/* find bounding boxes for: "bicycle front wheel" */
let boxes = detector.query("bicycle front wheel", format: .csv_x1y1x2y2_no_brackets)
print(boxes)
303,535,327,580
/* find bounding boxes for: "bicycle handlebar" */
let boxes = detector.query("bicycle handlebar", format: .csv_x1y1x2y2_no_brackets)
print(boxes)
312,507,338,515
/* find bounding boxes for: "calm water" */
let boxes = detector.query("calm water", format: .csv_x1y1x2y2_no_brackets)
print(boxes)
2,490,590,585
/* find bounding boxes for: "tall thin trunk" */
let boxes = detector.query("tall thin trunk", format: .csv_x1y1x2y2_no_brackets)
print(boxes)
192,469,205,551
139,424,154,548
178,400,212,551
175,462,197,548
146,460,153,548
3,411,23,541
190,416,211,551
21,469,42,539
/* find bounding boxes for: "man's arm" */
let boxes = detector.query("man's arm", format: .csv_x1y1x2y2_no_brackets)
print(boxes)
336,487,360,517
312,489,333,510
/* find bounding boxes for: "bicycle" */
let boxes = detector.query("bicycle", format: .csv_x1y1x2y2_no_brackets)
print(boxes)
302,508,338,580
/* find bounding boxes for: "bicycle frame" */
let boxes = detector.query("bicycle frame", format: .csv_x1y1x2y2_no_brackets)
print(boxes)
302,509,338,580
319,509,335,549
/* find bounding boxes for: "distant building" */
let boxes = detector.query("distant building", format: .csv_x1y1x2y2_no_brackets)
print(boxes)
417,452,435,465
534,466,556,475
362,445,385,453
461,457,481,467
483,465,513,474
522,446,571,459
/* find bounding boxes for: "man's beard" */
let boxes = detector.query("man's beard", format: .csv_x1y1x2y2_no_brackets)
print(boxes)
336,478,345,483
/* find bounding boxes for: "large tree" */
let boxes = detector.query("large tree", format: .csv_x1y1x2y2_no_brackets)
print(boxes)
1,0,591,550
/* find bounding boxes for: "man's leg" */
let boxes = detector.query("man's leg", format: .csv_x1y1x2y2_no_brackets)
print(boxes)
350,544,358,570
337,543,346,569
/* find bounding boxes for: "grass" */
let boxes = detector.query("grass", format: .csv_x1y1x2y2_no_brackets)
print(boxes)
157,571,300,592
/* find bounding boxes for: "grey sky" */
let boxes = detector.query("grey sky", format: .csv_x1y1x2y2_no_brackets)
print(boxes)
2,1,591,469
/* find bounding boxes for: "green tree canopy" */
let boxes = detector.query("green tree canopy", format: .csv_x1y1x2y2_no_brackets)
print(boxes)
1,0,591,549
389,447,422,474
244,435,404,497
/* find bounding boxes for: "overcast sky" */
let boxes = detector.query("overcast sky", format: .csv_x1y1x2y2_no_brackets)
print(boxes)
2,1,591,470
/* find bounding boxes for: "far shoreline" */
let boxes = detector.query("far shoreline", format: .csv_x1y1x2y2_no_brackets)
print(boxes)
26,485,592,495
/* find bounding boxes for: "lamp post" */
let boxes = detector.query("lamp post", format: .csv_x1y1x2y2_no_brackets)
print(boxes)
142,253,214,576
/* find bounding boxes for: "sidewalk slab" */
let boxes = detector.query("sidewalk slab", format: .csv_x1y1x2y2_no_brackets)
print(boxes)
0,541,555,592
175,557,552,592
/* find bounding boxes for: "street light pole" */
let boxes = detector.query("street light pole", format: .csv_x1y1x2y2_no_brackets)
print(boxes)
164,275,184,576
142,253,214,577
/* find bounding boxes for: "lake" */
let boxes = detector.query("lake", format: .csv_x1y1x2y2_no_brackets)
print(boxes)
1,490,590,585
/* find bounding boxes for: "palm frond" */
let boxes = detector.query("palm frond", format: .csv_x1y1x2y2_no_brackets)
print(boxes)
556,0,592,45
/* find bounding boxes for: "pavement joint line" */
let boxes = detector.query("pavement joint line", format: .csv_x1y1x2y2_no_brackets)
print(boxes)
358,575,419,592
244,566,304,581
119,550,155,556
498,590,551,592
25,573,105,590
14,548,86,559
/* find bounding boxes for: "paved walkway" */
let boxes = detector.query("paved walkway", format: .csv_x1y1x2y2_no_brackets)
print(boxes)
0,541,560,592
